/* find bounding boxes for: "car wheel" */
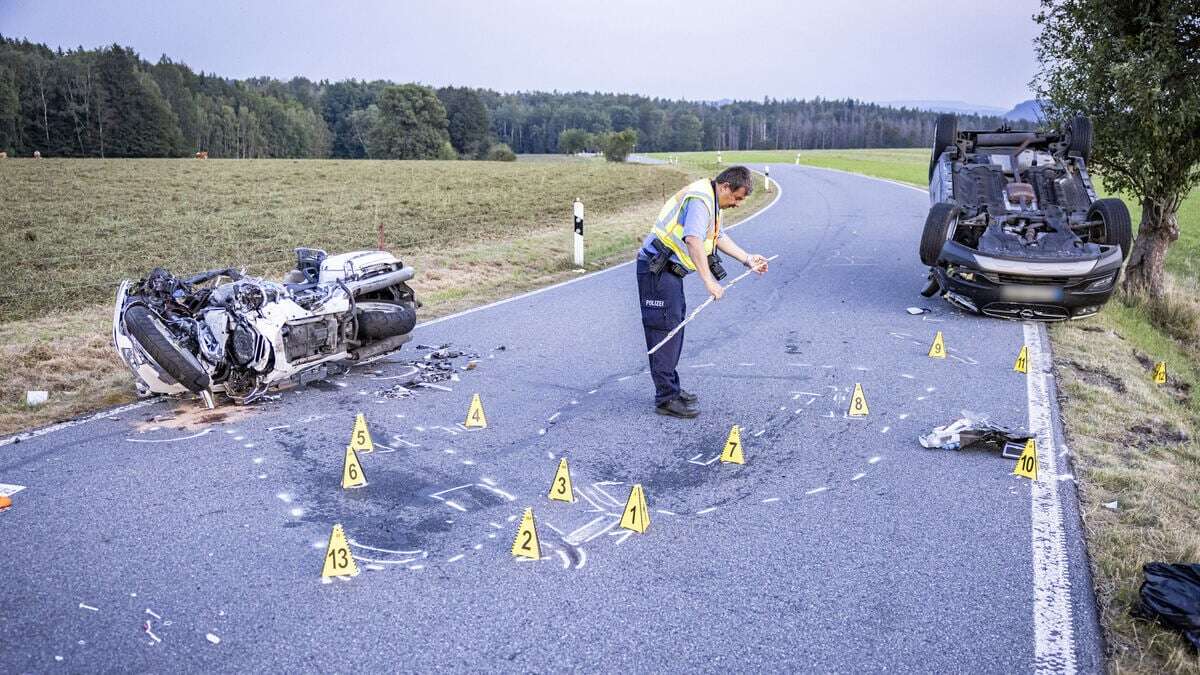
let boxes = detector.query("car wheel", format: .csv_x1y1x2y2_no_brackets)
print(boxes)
929,113,958,181
124,305,211,393
1067,116,1093,162
920,202,960,267
1088,198,1132,259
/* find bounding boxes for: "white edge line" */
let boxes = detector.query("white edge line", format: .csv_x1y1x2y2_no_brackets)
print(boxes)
1024,321,1077,673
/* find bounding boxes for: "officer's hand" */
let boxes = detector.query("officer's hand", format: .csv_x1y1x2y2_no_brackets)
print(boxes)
748,254,769,275
705,278,725,301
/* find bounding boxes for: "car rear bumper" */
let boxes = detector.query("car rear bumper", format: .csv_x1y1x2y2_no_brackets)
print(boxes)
933,241,1124,321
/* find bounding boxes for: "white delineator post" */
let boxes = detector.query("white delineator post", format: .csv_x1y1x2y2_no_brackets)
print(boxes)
764,165,771,192
717,152,722,165
573,198,584,267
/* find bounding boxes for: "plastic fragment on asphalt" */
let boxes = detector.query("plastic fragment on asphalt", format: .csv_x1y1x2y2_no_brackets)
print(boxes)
906,307,931,315
206,633,220,645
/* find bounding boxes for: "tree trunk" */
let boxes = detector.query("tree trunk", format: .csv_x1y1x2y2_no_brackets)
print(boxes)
1122,199,1179,299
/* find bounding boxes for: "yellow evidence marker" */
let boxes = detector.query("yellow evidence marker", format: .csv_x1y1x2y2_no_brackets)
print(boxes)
1152,361,1167,385
349,412,374,453
848,383,870,417
321,523,359,578
1014,345,1029,374
928,331,946,359
342,445,367,489
464,393,488,428
548,458,575,502
1013,439,1039,481
511,507,541,560
619,484,650,534
720,424,744,464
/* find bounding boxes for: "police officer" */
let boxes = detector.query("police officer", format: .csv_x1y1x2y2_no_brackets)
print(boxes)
636,165,769,418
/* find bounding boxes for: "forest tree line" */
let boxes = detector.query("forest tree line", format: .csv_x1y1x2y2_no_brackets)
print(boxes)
0,36,1025,160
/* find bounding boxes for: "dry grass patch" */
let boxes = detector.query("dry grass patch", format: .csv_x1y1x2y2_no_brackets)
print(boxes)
1051,300,1200,674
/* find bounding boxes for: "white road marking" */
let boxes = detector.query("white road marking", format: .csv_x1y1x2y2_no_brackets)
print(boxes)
1024,321,1077,673
0,399,154,448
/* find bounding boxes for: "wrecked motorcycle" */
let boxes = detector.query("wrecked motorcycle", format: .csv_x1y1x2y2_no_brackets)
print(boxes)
113,248,420,405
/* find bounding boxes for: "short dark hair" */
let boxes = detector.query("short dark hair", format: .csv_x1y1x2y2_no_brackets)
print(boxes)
715,165,754,195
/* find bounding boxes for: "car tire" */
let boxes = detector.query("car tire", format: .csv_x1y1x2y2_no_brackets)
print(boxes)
1067,116,1093,162
929,113,958,180
356,301,417,341
920,202,960,267
124,304,211,393
1088,198,1132,259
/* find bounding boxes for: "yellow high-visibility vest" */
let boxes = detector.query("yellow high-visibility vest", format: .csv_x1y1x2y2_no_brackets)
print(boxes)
650,178,720,272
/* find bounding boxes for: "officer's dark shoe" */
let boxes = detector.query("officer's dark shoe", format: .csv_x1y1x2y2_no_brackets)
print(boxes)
655,398,699,418
679,389,698,405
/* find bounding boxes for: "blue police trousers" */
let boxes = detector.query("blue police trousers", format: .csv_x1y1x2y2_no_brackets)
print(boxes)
636,257,686,406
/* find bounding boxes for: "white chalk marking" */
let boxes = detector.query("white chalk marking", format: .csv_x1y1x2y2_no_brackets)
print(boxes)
275,492,293,503
655,509,677,515
868,456,882,464
79,603,99,612
898,413,910,420
851,473,866,481
447,554,465,563
880,426,891,434
430,484,473,499
805,487,829,495
753,429,766,437
617,375,632,382
477,483,516,501
267,424,290,431
347,540,425,556
548,412,561,423
900,373,915,379
125,428,213,444
444,500,467,512
588,389,598,394
610,530,634,546
1024,321,1077,673
689,363,716,369
0,483,26,497
352,555,419,565
696,506,718,515
145,608,162,619
365,564,386,571
761,497,781,503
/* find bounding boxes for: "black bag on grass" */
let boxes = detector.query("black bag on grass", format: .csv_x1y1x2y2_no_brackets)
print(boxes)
1135,562,1200,652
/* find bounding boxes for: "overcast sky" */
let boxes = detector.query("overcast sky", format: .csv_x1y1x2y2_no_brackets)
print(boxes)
0,0,1043,108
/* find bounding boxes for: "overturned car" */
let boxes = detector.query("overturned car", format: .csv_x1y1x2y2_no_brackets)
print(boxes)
113,248,420,406
920,114,1131,321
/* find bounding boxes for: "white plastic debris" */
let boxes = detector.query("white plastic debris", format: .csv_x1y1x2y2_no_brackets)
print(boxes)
906,307,930,315
1103,500,1119,510
26,391,49,406
206,633,221,645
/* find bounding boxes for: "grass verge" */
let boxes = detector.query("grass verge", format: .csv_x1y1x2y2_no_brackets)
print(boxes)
0,157,774,436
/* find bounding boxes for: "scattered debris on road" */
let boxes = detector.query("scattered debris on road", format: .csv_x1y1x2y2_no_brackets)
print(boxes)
919,415,1033,457
1134,562,1200,652
206,633,221,645
0,495,11,512
906,307,931,315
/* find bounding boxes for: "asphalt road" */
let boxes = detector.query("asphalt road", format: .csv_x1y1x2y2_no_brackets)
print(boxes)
0,165,1102,672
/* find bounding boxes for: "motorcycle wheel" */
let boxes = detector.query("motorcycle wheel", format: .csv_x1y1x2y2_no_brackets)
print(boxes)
356,301,417,340
124,305,212,393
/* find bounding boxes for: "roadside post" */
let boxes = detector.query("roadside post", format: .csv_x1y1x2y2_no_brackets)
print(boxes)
573,198,584,267
795,152,800,164
717,151,722,165
764,165,771,192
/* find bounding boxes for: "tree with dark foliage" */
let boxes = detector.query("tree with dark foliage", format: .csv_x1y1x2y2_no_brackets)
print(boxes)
1034,0,1200,299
